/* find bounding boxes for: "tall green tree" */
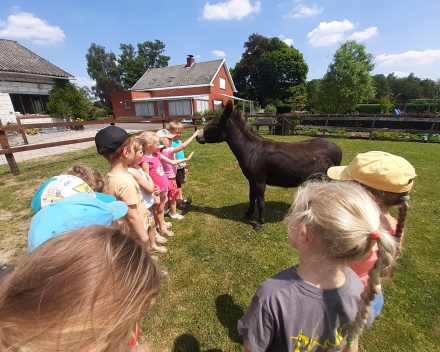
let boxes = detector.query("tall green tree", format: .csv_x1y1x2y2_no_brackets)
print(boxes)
319,41,375,113
232,34,289,105
48,80,92,120
118,40,170,88
372,74,392,100
388,73,422,100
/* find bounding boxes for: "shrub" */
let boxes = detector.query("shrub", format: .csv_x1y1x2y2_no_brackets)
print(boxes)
379,96,395,114
372,132,411,140
307,128,319,136
355,104,381,114
405,103,430,113
264,104,277,114
327,129,347,135
93,108,108,119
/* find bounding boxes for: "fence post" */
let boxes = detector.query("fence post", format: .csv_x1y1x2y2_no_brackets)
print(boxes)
0,119,20,175
427,118,437,143
369,118,376,140
109,115,115,126
194,118,198,132
162,114,166,129
16,116,29,145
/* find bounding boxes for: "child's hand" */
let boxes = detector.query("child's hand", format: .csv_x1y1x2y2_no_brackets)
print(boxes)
192,130,199,138
153,184,160,195
186,151,195,161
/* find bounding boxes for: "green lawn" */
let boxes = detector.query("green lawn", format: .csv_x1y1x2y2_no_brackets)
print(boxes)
0,131,439,351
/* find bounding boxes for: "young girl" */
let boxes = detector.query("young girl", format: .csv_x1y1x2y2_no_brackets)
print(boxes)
158,128,199,220
327,151,417,317
0,225,161,352
238,181,398,352
139,131,194,237
128,138,168,253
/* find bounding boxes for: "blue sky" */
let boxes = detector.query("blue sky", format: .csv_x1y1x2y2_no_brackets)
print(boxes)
1,0,439,88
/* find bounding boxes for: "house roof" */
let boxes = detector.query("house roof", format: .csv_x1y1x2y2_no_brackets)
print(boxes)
131,58,236,92
0,39,73,78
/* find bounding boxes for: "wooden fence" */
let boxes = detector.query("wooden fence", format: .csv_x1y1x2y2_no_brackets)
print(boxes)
1,113,439,176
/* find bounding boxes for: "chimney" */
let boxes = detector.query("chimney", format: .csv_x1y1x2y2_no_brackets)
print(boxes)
186,55,194,67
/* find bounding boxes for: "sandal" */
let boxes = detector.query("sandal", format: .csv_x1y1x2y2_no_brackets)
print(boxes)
164,209,170,216
177,202,187,210
164,221,172,229
158,228,174,237
148,245,168,254
151,256,159,262
183,198,192,205
170,213,184,220
156,234,168,244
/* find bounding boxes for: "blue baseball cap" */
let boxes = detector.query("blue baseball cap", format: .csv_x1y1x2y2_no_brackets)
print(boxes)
27,193,128,254
31,175,116,213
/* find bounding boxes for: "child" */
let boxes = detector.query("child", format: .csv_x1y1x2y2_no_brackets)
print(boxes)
138,131,194,237
169,121,191,208
67,165,106,193
128,138,168,252
95,126,150,244
158,128,199,219
327,151,417,316
0,224,161,352
238,181,398,352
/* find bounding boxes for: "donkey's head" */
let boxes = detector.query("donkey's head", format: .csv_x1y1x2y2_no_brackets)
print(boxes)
196,100,234,144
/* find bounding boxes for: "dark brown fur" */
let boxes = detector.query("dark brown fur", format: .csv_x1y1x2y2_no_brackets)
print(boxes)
197,100,342,230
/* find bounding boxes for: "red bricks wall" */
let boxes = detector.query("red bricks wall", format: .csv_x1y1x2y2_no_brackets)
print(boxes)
210,65,235,109
110,91,136,119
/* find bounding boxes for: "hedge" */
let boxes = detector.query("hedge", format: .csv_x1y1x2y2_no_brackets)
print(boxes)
355,104,382,114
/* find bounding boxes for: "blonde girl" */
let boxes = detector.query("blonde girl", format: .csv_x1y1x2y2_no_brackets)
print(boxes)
128,138,168,253
0,225,161,352
138,131,194,237
238,181,398,352
327,151,416,316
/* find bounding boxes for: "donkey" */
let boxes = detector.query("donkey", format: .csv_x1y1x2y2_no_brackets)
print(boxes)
196,101,342,230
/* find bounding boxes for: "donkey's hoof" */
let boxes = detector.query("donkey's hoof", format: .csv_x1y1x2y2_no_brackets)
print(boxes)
254,223,263,231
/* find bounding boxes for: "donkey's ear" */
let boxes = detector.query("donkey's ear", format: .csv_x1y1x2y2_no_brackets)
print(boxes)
220,100,234,121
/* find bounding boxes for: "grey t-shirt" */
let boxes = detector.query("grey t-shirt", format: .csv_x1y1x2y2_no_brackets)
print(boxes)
238,266,373,352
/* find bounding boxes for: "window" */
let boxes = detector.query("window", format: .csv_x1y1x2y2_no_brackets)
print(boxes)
219,77,226,90
196,99,209,114
125,100,131,109
168,100,191,116
213,100,223,110
9,94,49,115
134,101,154,116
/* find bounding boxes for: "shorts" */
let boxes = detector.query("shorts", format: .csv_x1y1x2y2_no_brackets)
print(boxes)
159,189,168,204
167,178,180,201
176,168,186,187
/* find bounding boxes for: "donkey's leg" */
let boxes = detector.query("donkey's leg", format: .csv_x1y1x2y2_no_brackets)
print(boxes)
254,182,266,231
245,180,257,217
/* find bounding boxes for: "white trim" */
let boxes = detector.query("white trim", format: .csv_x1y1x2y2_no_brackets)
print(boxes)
216,93,250,102
133,94,209,102
132,83,212,92
209,59,237,93
0,71,73,80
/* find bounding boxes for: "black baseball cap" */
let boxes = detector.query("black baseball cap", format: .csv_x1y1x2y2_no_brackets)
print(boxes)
95,126,130,155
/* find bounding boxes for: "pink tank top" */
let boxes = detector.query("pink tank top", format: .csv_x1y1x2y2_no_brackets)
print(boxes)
139,153,170,192
350,228,401,287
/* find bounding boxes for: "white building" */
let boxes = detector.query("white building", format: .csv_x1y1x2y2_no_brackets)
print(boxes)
0,39,74,124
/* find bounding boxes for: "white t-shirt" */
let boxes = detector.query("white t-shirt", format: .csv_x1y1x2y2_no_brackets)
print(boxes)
128,167,154,208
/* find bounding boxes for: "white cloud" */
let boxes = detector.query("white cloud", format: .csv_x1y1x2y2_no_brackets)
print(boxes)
389,71,411,78
376,49,440,66
279,35,294,46
307,20,355,47
0,12,65,45
71,77,96,88
203,0,261,20
285,4,323,18
212,50,226,57
348,27,378,41
195,54,201,58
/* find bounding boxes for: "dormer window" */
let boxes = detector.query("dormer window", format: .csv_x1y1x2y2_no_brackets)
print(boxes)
220,77,226,90
168,76,176,83
148,78,157,85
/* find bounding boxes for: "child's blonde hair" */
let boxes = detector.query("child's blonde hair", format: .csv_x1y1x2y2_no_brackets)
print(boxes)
169,120,183,131
286,181,398,348
139,131,158,147
67,165,105,193
0,225,161,351
128,138,143,168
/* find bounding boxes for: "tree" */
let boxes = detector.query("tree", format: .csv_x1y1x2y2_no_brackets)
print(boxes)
306,79,322,111
47,80,93,120
372,74,392,100
86,43,121,83
118,40,170,88
318,41,375,113
387,73,422,100
232,34,289,105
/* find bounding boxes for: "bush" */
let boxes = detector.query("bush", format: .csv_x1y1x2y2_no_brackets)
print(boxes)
372,132,411,140
264,104,277,114
327,129,347,135
405,103,429,113
355,104,381,114
93,108,108,119
307,128,319,136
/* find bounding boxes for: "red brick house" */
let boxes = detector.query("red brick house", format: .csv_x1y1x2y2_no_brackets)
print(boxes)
110,56,237,118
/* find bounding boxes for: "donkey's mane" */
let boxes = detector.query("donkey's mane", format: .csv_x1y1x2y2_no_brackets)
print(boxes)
230,112,263,141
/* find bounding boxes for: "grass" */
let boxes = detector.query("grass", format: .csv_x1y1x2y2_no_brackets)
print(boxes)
0,130,439,351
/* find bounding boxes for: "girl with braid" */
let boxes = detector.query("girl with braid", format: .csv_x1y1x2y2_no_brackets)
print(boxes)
327,151,416,317
238,181,398,352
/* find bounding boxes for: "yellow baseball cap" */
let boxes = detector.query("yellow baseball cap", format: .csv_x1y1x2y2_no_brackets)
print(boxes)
327,151,417,193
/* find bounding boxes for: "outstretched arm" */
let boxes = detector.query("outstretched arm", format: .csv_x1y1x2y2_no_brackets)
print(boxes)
173,130,199,153
161,151,194,165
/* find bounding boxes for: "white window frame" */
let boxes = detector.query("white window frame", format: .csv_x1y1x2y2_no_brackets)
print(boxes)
219,77,226,90
213,100,223,110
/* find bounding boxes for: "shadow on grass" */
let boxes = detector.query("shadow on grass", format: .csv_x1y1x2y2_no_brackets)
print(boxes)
215,294,244,345
186,201,291,226
172,333,222,352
